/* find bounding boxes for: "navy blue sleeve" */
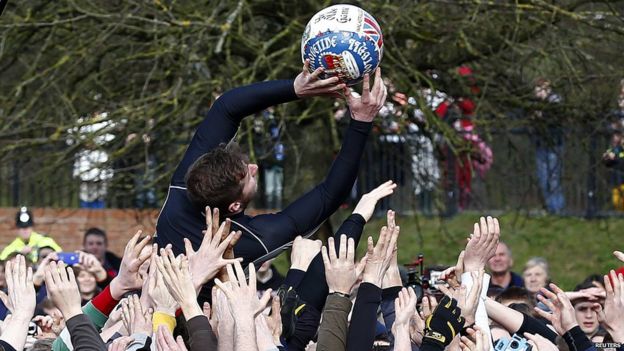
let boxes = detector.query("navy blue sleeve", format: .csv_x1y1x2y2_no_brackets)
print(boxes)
171,80,298,186
380,286,402,344
563,326,595,351
517,313,558,343
245,119,372,253
346,282,382,351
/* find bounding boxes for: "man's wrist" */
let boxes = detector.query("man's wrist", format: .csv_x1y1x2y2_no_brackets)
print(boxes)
329,290,351,298
155,306,177,316
62,307,84,321
362,275,382,287
109,278,126,300
563,322,579,334
609,331,624,343
289,260,311,272
181,302,203,320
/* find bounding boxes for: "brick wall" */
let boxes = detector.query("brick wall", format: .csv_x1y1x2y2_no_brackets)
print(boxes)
0,208,159,256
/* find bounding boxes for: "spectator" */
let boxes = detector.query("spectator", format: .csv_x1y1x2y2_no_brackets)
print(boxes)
487,242,524,296
532,78,565,214
82,227,121,286
74,266,101,306
603,129,624,211
253,108,286,209
572,297,603,342
67,113,116,209
0,207,61,263
522,257,550,296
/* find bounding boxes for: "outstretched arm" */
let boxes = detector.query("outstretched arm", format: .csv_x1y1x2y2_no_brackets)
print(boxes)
172,62,345,186
247,69,388,251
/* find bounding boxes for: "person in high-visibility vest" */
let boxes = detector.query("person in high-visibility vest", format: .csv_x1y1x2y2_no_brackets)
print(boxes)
0,207,62,263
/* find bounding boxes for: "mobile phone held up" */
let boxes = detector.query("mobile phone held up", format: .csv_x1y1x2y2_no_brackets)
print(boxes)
56,252,79,266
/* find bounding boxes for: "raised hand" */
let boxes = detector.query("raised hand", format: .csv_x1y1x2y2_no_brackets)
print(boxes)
352,181,397,222
148,268,178,317
156,325,188,351
382,210,402,289
157,249,203,320
534,283,578,335
362,224,400,287
186,207,242,291
290,236,322,272
422,295,439,321
266,296,282,345
394,287,418,327
392,287,419,351
596,270,624,342
422,296,465,348
321,234,365,295
463,216,500,272
0,255,36,351
215,261,272,318
440,250,465,289
460,327,490,351
109,336,135,351
0,255,36,315
110,230,153,300
121,294,152,335
44,261,82,320
345,67,387,123
32,252,58,287
523,333,559,351
215,262,268,351
294,59,346,98
438,270,484,325
76,251,107,282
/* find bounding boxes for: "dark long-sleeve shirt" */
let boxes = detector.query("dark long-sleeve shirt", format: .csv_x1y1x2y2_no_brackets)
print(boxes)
346,282,382,351
156,79,371,266
66,314,107,351
563,326,596,351
186,315,218,351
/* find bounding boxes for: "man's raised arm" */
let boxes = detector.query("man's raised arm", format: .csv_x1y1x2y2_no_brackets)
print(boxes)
250,69,387,246
171,61,345,186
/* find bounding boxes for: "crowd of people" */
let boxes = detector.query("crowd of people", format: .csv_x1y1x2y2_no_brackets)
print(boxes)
0,202,622,351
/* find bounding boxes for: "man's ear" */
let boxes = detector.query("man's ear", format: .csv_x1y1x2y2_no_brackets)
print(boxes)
228,201,242,214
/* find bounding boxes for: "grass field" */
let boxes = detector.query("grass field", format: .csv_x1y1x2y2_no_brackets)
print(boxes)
272,211,624,290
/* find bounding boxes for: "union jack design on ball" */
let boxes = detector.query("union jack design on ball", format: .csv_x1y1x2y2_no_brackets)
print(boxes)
363,13,383,50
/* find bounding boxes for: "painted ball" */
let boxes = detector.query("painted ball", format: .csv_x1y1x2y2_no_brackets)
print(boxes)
301,4,384,86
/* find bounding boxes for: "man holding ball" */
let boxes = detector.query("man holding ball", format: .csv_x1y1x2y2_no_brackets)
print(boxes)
155,62,387,266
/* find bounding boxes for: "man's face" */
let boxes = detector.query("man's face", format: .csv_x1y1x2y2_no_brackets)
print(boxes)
574,301,599,335
488,243,513,274
84,235,107,260
239,163,259,205
17,227,32,240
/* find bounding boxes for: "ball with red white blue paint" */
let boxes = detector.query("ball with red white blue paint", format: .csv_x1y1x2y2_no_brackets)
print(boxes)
301,5,383,86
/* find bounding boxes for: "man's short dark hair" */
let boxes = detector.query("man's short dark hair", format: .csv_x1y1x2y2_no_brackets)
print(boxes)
495,286,533,306
84,227,108,245
185,143,248,213
574,274,603,291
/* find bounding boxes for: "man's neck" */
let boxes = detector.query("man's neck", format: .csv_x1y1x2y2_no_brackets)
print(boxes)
490,271,512,288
